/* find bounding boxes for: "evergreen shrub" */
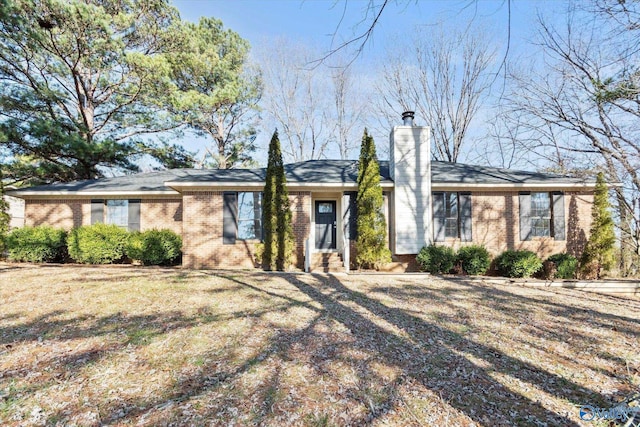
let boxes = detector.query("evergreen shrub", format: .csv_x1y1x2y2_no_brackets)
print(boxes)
580,172,616,279
416,245,457,274
68,223,129,264
6,226,67,262
126,229,182,266
495,250,542,278
457,245,491,275
355,129,391,268
546,253,578,279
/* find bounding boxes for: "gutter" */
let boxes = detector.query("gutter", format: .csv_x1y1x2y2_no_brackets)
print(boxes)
8,180,603,198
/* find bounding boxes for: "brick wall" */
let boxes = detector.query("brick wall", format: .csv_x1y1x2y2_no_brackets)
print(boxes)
25,199,91,230
24,198,183,233
290,191,312,269
437,191,594,259
140,199,183,235
182,191,311,270
22,189,592,269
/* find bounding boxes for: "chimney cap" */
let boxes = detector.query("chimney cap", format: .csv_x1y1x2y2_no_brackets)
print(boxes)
401,110,415,126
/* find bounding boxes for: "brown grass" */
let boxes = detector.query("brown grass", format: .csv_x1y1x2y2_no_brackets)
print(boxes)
0,263,638,426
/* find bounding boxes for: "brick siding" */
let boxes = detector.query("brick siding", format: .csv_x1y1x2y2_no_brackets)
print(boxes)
290,191,312,269
140,199,183,235
182,191,311,269
436,191,594,259
24,198,183,233
21,189,592,270
25,199,91,230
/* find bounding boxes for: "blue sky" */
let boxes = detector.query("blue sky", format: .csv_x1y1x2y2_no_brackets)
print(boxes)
168,1,563,165
173,0,539,64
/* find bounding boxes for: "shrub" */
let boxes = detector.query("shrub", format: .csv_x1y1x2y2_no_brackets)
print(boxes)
68,223,129,264
126,229,182,266
416,244,457,274
546,253,578,279
495,250,543,278
6,226,67,262
0,194,9,257
457,245,491,275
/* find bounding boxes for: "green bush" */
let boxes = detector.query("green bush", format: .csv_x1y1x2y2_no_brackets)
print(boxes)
6,226,67,262
457,245,491,275
416,244,457,274
546,253,578,279
68,223,129,264
126,229,182,266
495,250,543,278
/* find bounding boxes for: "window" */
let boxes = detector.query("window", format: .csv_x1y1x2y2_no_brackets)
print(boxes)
105,200,128,228
433,192,472,242
223,192,262,244
237,192,262,240
519,192,565,241
530,192,551,237
444,193,459,238
91,199,140,231
318,202,333,213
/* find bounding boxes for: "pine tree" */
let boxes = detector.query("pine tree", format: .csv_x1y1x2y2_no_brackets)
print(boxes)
262,130,294,271
581,172,616,278
355,129,391,268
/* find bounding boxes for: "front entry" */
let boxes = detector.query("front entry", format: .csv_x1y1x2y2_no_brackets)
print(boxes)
315,201,337,249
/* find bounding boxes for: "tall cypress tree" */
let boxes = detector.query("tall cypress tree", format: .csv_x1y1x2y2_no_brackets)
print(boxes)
262,130,293,271
581,172,616,278
356,129,391,268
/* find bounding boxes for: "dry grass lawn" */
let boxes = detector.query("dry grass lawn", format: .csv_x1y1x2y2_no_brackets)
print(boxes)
0,263,638,426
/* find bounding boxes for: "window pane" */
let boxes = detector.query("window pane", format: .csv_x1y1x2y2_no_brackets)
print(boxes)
443,192,459,238
238,219,258,240
106,200,128,227
237,192,261,240
531,218,551,237
530,193,551,237
531,192,550,218
318,202,333,213
445,218,459,238
445,193,458,218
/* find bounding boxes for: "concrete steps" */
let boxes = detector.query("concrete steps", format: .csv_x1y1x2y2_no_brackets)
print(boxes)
310,252,344,273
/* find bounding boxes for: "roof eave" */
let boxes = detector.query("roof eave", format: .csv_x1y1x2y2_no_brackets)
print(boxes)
8,190,181,198
165,181,395,190
431,182,598,191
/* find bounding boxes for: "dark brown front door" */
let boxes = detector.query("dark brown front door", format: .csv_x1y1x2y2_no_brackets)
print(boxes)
315,201,336,249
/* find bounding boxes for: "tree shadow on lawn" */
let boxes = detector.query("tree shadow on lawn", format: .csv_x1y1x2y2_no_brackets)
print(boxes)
219,272,632,425
3,271,628,426
371,279,640,343
284,274,608,425
122,271,602,426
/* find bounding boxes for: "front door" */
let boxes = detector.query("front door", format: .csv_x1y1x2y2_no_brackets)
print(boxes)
315,201,336,249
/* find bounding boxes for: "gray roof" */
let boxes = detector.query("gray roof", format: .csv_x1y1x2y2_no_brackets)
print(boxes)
9,160,593,195
167,160,391,184
11,169,191,193
431,162,591,185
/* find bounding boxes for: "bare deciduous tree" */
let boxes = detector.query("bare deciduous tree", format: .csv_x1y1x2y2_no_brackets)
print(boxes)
257,39,332,162
257,38,371,162
377,26,495,163
502,2,640,274
260,39,331,162
331,66,369,159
